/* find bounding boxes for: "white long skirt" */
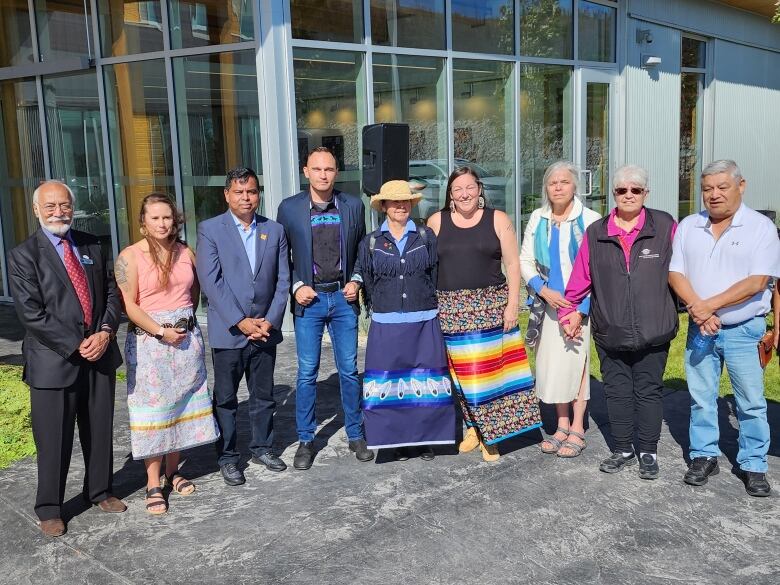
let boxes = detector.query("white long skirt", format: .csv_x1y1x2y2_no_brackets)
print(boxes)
534,303,591,404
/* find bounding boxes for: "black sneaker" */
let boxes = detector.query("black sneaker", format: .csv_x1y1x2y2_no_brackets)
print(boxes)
742,471,771,497
683,457,719,486
293,441,315,470
638,453,659,480
599,451,636,473
418,446,435,461
393,447,411,461
349,439,375,462
220,463,246,486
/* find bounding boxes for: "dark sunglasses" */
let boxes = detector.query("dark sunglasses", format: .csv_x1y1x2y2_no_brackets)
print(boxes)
614,187,645,196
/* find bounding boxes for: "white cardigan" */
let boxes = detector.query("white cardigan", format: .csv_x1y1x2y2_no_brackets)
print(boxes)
520,198,602,290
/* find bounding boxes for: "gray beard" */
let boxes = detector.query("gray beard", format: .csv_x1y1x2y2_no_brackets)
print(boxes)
39,216,71,237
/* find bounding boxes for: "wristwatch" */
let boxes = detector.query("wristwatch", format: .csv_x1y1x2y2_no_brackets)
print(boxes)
154,326,165,340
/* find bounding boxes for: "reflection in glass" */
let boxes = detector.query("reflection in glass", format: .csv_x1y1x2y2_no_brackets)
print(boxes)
35,0,91,62
0,0,34,67
682,37,706,69
373,54,446,222
168,0,254,49
452,0,514,55
43,71,111,256
679,73,703,219
0,79,45,295
519,0,572,59
585,82,609,216
291,0,363,43
453,59,516,224
371,0,445,50
519,65,572,225
98,0,165,56
104,60,173,249
578,1,615,62
293,48,366,197
174,50,263,241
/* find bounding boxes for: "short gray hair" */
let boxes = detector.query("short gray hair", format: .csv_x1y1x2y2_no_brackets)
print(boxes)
613,165,649,191
542,161,580,198
33,180,75,207
701,159,743,183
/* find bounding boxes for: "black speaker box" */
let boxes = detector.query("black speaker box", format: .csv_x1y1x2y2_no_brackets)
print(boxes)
362,123,409,195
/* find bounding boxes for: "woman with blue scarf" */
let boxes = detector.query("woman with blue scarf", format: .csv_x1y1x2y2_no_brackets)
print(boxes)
520,161,601,458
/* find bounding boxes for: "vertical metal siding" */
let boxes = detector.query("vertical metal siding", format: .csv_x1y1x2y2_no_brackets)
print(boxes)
628,0,780,52
624,21,682,217
710,40,780,212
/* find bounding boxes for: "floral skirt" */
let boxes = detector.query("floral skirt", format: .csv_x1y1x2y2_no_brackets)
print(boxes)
126,307,219,459
437,284,542,445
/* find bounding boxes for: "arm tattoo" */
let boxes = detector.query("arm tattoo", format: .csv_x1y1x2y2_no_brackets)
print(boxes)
115,256,129,285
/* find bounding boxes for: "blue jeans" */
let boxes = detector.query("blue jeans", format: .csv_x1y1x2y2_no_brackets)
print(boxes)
685,316,770,472
293,291,363,442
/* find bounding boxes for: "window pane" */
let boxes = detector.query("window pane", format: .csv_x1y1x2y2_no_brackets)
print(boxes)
371,0,445,50
519,0,572,59
0,78,45,296
373,54,446,222
578,1,615,62
0,0,35,67
169,0,254,49
453,59,516,224
519,64,573,224
98,0,165,56
35,0,91,62
291,0,363,43
174,50,263,241
682,37,706,69
452,0,514,55
43,71,111,257
104,60,173,249
585,82,610,216
294,48,366,197
679,73,703,219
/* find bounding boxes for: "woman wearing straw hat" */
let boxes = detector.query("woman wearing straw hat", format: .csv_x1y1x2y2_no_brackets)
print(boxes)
351,180,456,461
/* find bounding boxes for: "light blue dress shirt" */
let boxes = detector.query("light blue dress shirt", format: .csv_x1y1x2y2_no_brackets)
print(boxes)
372,219,438,324
230,211,257,274
42,227,81,265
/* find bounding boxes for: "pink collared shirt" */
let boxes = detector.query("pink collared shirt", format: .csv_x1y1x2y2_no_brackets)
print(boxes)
559,208,675,321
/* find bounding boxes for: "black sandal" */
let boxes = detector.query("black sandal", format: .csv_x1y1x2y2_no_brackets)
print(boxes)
165,472,195,495
145,487,168,515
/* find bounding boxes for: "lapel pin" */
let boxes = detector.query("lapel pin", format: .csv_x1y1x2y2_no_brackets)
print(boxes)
260,233,268,240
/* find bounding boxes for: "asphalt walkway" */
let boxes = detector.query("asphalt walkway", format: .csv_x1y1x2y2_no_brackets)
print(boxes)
0,305,778,584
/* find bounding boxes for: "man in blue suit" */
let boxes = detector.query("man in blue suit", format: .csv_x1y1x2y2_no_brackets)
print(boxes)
197,167,290,485
277,147,373,470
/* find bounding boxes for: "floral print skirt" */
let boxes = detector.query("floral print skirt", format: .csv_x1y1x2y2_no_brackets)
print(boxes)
126,307,219,459
437,284,542,445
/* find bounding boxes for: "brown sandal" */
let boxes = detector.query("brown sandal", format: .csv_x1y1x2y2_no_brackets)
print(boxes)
165,472,195,496
145,487,168,515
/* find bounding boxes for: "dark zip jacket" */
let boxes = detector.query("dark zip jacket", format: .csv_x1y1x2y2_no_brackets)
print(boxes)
588,208,679,352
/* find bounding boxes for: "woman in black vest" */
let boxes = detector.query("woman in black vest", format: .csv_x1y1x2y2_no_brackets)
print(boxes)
558,165,678,480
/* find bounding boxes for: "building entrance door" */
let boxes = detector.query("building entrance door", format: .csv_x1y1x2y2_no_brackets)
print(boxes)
575,68,616,217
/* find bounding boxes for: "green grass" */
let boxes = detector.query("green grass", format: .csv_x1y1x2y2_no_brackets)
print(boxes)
0,365,35,469
520,312,780,403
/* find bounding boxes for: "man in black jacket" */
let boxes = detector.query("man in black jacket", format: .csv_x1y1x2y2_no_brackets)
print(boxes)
8,180,125,537
276,147,373,470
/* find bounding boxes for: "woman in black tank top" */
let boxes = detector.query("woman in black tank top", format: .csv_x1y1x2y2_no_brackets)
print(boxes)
427,166,541,462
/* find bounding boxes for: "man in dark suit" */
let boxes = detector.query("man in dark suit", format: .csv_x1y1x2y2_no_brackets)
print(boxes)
197,167,290,486
8,180,125,537
276,147,373,470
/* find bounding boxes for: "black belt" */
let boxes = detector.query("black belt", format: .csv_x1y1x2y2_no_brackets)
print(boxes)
130,316,196,336
313,282,340,293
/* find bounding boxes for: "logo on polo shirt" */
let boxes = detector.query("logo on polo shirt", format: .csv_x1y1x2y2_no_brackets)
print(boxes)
638,248,660,259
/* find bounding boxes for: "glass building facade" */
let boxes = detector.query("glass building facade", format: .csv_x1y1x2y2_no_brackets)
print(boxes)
0,0,624,300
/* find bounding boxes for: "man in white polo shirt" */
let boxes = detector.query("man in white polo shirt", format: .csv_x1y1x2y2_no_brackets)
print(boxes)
669,160,780,497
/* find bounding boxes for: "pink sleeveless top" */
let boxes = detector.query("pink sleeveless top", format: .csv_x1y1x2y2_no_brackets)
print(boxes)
130,242,195,312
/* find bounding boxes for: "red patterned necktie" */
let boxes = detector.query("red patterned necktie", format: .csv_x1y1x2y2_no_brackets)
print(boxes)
61,238,93,328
